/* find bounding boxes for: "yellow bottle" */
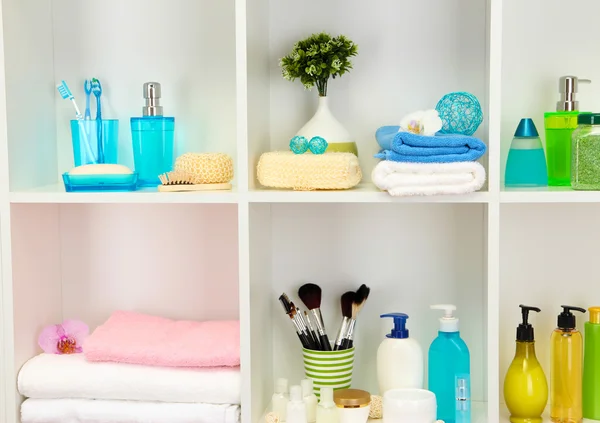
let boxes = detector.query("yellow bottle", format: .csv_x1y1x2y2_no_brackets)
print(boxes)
504,305,548,423
551,306,586,423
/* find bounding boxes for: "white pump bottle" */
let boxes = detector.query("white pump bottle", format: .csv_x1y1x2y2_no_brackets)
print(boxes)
377,312,423,395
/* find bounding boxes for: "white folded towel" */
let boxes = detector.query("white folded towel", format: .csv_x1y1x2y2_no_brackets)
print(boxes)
372,160,486,196
21,398,240,423
18,354,240,404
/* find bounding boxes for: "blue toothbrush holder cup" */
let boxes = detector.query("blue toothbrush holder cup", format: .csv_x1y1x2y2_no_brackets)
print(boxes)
70,119,119,166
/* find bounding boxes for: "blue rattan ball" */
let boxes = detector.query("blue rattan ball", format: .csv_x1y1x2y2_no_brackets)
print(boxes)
435,92,483,136
290,135,309,154
308,136,328,154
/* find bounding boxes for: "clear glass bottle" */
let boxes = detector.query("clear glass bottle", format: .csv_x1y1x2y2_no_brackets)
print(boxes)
131,82,175,187
572,113,600,190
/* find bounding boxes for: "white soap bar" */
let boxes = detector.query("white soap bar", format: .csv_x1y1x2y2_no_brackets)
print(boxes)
69,164,133,175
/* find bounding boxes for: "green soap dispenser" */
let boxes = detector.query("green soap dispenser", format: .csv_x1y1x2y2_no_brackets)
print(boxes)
544,76,591,186
504,305,548,423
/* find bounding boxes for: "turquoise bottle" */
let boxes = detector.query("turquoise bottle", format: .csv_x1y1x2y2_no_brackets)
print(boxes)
429,304,471,423
505,118,548,187
131,82,175,187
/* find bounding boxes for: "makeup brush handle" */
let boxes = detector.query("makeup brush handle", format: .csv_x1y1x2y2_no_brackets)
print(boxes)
297,332,308,348
339,338,351,350
320,334,332,351
309,329,322,351
333,317,349,351
298,331,312,349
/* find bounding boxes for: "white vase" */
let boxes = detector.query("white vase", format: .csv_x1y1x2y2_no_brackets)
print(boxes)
296,96,358,156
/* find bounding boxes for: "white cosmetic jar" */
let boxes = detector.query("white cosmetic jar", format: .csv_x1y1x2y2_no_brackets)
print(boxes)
383,388,436,423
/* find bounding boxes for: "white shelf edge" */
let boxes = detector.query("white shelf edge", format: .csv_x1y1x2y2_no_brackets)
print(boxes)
501,188,600,204
259,400,488,423
249,184,491,204
8,184,240,204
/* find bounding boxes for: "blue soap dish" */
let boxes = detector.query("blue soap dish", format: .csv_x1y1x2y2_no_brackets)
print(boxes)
62,172,138,192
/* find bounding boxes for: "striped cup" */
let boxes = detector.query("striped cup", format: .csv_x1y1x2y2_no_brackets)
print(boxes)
302,347,355,397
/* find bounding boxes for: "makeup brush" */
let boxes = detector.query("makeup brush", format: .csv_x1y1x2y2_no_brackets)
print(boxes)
304,310,322,351
279,293,311,349
340,284,371,350
298,283,332,351
333,291,355,351
290,301,319,350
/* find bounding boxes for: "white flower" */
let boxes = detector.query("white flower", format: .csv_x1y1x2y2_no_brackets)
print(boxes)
399,109,443,136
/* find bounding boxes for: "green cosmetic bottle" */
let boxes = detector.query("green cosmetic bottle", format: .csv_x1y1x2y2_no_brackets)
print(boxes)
583,307,600,419
544,76,591,186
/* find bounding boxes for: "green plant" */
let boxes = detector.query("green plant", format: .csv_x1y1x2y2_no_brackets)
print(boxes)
280,32,358,97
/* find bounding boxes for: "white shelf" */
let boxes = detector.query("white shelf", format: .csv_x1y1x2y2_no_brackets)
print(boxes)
9,184,239,204
261,400,488,423
249,184,490,203
501,187,600,203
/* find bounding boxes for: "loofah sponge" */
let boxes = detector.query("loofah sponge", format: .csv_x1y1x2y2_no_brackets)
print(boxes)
265,412,279,423
174,153,234,184
257,151,362,191
369,395,383,419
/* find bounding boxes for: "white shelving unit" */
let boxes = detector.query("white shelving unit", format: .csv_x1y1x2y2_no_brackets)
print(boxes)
1,0,599,422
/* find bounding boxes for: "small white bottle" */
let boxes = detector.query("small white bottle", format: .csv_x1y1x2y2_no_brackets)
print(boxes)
377,313,424,395
272,378,289,421
287,385,308,423
316,387,339,423
301,379,318,423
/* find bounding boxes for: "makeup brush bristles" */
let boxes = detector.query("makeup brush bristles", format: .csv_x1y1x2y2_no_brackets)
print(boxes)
298,283,322,310
341,291,355,319
352,284,371,319
278,293,292,314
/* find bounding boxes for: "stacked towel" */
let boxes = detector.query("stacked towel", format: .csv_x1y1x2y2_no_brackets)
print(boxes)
18,354,241,404
22,399,240,423
84,310,240,367
374,125,487,196
20,312,241,423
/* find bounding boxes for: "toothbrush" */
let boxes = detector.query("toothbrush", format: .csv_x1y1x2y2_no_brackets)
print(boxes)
84,79,92,120
56,81,95,163
91,78,103,163
56,80,83,120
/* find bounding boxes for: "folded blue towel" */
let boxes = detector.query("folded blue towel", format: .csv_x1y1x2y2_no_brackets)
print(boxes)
374,125,486,163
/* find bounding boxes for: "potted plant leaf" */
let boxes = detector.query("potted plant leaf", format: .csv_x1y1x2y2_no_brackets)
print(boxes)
280,32,358,155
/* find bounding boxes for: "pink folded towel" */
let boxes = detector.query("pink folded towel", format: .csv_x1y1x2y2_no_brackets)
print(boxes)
84,311,240,368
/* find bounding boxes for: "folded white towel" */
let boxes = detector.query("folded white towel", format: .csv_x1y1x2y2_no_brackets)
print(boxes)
21,398,240,423
18,354,240,404
372,161,486,196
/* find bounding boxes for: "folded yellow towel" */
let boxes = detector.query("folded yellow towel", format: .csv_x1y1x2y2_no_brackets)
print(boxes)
257,151,362,191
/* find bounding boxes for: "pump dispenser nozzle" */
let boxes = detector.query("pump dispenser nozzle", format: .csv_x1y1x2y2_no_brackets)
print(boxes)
142,82,163,116
557,305,586,330
556,76,591,111
380,313,409,338
431,304,459,332
517,304,541,341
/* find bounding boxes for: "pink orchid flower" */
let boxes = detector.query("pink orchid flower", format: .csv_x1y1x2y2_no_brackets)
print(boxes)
38,320,89,354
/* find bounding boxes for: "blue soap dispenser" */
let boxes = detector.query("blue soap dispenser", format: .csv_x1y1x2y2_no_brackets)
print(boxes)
131,82,175,187
429,304,471,423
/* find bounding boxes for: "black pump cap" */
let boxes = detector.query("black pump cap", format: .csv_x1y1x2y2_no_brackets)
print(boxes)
517,304,541,341
557,305,586,330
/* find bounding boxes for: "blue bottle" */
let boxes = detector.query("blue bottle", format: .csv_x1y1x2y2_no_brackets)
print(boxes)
505,118,548,187
131,82,175,187
429,304,471,423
